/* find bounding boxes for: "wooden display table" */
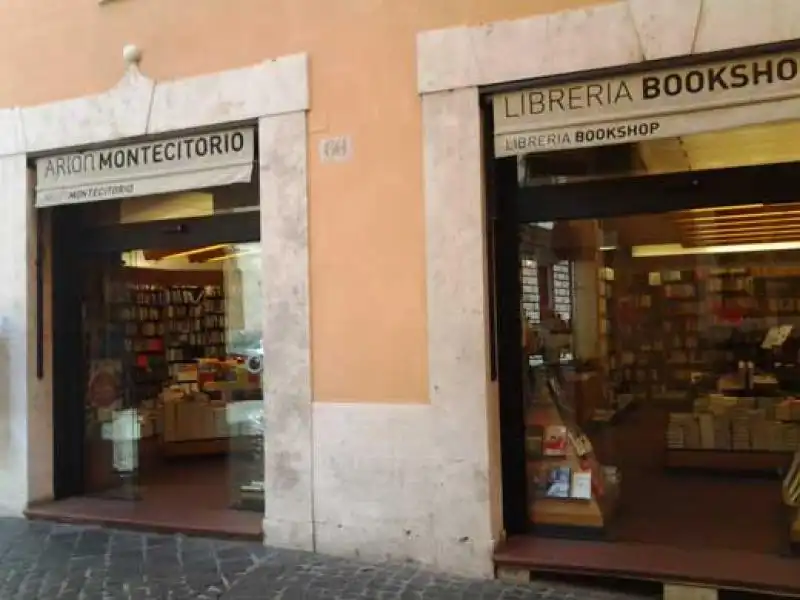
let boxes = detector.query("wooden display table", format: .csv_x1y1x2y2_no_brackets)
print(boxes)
202,380,261,401
161,382,262,457
665,448,792,473
526,396,619,534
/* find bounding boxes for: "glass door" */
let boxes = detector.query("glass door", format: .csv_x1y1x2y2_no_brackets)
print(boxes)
80,242,266,509
82,253,148,500
218,242,265,511
55,208,262,505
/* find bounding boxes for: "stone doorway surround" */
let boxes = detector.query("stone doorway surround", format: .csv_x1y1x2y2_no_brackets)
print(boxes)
0,53,312,551
416,0,800,577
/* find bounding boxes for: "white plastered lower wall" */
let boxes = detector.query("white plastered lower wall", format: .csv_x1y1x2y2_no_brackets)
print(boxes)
0,55,313,553
390,0,800,577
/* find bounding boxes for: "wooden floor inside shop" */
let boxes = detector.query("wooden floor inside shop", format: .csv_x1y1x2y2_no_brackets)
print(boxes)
598,404,784,554
25,457,262,540
498,403,800,594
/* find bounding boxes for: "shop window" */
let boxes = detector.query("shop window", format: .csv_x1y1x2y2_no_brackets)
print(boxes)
515,121,800,566
81,228,264,513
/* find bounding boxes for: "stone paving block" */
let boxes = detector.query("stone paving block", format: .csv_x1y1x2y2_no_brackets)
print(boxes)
222,550,659,600
0,520,264,599
0,519,660,599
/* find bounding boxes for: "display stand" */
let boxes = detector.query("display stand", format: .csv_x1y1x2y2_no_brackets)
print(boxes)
665,394,798,474
161,368,261,458
665,448,791,473
525,367,619,534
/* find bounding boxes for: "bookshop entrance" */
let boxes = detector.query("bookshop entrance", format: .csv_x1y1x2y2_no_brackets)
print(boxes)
492,121,800,591
38,182,265,537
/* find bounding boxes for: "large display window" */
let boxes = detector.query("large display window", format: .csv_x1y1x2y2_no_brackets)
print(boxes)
82,238,264,511
49,169,266,531
508,121,800,557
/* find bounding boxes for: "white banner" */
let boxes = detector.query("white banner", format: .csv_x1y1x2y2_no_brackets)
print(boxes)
492,51,800,156
35,127,254,207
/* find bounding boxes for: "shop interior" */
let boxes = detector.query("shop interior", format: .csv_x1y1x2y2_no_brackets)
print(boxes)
508,121,800,588
31,184,265,536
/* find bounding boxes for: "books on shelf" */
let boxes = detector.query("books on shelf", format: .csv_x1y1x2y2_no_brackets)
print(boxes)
530,463,598,501
571,470,592,499
667,395,800,452
543,425,568,457
546,466,571,498
568,429,593,457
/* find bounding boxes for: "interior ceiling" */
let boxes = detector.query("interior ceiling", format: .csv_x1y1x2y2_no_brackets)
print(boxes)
608,121,800,248
142,246,230,263
638,120,800,174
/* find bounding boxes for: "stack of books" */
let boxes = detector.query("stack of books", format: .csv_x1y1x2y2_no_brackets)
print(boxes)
668,403,800,452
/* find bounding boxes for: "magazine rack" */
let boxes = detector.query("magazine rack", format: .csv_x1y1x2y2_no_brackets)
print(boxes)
525,366,619,534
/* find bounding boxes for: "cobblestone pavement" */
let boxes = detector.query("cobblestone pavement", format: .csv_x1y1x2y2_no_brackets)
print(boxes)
0,518,267,599
0,518,661,599
222,551,659,600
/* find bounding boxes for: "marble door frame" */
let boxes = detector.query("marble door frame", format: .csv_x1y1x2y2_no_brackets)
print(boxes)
415,0,800,576
0,54,313,551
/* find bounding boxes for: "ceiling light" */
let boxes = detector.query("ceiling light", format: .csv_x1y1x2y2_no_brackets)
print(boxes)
687,227,800,239
206,249,259,263
688,234,800,245
680,209,800,223
599,246,617,251
687,235,800,247
159,244,228,261
632,241,800,258
686,216,800,231
686,204,764,213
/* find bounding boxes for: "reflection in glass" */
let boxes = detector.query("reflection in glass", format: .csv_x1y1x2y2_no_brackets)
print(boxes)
220,242,265,511
520,204,800,554
81,242,264,512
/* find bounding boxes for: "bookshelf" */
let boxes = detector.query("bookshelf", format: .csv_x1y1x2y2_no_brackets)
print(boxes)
165,284,226,382
109,280,228,401
112,283,170,406
101,269,234,459
597,259,800,471
606,263,800,400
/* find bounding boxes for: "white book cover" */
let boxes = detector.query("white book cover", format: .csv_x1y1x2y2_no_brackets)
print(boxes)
571,470,592,500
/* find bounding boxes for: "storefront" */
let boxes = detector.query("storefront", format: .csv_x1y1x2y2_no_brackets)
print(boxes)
0,52,311,546
38,126,270,533
6,1,800,595
417,0,800,595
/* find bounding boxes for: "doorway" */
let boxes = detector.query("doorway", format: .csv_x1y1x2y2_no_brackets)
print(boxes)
40,187,265,537
492,121,800,590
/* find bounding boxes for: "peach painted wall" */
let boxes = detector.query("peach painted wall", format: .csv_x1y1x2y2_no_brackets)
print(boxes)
1,0,608,403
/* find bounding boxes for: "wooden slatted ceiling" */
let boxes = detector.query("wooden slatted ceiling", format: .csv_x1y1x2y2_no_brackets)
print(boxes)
607,202,800,249
678,203,800,247
617,121,800,247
